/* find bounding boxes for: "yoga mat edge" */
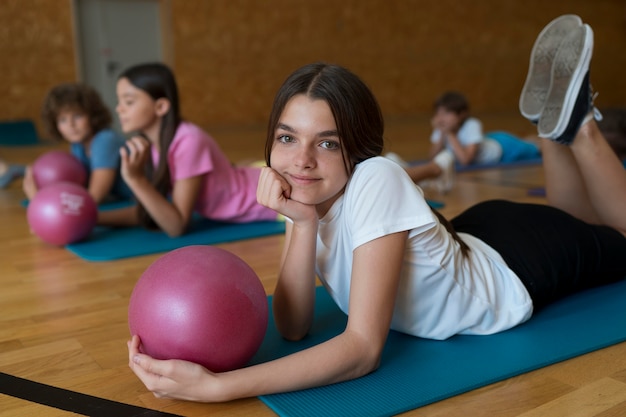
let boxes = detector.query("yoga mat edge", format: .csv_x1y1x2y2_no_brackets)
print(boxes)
254,281,626,417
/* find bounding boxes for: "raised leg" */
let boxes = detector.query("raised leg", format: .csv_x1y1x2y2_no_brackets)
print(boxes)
568,120,626,234
522,16,626,236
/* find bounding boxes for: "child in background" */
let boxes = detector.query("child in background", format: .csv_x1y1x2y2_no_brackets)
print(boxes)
22,83,131,203
98,62,277,237
127,16,626,401
386,91,541,192
428,91,541,165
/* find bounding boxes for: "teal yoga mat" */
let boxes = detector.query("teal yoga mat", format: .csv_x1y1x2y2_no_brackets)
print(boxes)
409,157,543,172
0,119,40,145
454,157,542,172
66,218,286,261
253,281,626,417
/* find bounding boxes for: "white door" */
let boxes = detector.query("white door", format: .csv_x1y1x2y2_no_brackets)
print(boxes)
74,0,165,131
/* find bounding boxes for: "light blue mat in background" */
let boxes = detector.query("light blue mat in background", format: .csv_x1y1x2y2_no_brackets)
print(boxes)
408,157,542,172
455,157,542,172
253,281,626,417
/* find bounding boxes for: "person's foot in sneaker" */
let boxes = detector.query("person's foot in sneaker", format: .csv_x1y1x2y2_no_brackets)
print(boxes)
538,24,594,144
519,14,583,123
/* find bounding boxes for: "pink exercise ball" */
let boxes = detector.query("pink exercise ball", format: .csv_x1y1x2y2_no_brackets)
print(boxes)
128,245,269,372
32,150,87,189
27,182,97,246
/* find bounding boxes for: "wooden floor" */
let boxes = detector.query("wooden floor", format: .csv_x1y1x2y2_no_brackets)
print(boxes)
2,115,626,417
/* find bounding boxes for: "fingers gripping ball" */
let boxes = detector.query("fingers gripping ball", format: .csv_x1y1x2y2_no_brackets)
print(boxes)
128,245,269,372
32,151,87,189
26,182,97,245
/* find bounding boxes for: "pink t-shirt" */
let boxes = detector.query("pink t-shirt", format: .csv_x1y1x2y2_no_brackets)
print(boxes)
151,121,276,222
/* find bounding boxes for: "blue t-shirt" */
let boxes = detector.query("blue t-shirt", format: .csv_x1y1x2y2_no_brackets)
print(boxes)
71,129,133,200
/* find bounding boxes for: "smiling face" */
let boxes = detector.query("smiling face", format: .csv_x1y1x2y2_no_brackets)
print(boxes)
115,77,162,141
269,94,350,217
56,108,92,144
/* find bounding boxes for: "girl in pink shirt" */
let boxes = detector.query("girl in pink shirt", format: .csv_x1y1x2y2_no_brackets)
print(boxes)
98,63,276,236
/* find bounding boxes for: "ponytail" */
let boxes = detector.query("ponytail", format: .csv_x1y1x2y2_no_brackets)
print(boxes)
430,208,470,257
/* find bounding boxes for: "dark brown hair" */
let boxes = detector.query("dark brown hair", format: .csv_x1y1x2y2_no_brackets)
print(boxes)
118,63,181,229
433,91,470,115
41,83,112,141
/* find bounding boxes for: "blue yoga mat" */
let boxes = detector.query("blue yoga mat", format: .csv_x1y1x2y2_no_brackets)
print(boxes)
454,157,542,172
66,218,286,261
252,281,626,417
426,199,444,209
408,157,542,172
0,119,40,145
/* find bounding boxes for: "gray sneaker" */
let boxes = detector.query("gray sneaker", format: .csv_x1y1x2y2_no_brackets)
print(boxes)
538,24,594,143
519,14,583,123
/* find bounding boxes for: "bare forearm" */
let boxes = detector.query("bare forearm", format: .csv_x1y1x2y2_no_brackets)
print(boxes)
98,205,139,226
88,169,117,204
446,133,476,165
273,222,319,340
215,330,380,401
127,177,189,237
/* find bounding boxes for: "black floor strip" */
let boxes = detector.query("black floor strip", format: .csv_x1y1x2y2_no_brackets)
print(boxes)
0,372,183,417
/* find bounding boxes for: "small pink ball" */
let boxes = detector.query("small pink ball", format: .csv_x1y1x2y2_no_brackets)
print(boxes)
32,150,87,189
128,245,269,372
27,182,97,246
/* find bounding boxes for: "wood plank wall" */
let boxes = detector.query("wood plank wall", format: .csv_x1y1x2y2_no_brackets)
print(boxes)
1,0,625,138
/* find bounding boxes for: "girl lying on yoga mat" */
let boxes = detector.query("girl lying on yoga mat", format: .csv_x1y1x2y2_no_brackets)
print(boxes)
128,15,626,401
385,90,542,193
98,63,278,237
23,83,132,204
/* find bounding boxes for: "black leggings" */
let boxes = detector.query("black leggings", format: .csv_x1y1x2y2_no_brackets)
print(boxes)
451,200,626,310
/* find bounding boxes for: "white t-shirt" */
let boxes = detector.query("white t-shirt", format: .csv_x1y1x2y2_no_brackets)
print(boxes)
315,157,533,340
431,117,502,164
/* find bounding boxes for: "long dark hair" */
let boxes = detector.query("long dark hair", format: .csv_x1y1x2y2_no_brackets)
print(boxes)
265,63,469,256
118,63,181,229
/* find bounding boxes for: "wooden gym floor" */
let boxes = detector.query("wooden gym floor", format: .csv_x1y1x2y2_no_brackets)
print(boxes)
1,114,626,416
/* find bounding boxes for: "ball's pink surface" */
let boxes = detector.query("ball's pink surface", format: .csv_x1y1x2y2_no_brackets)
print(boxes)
32,151,87,188
26,182,97,245
128,245,269,372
